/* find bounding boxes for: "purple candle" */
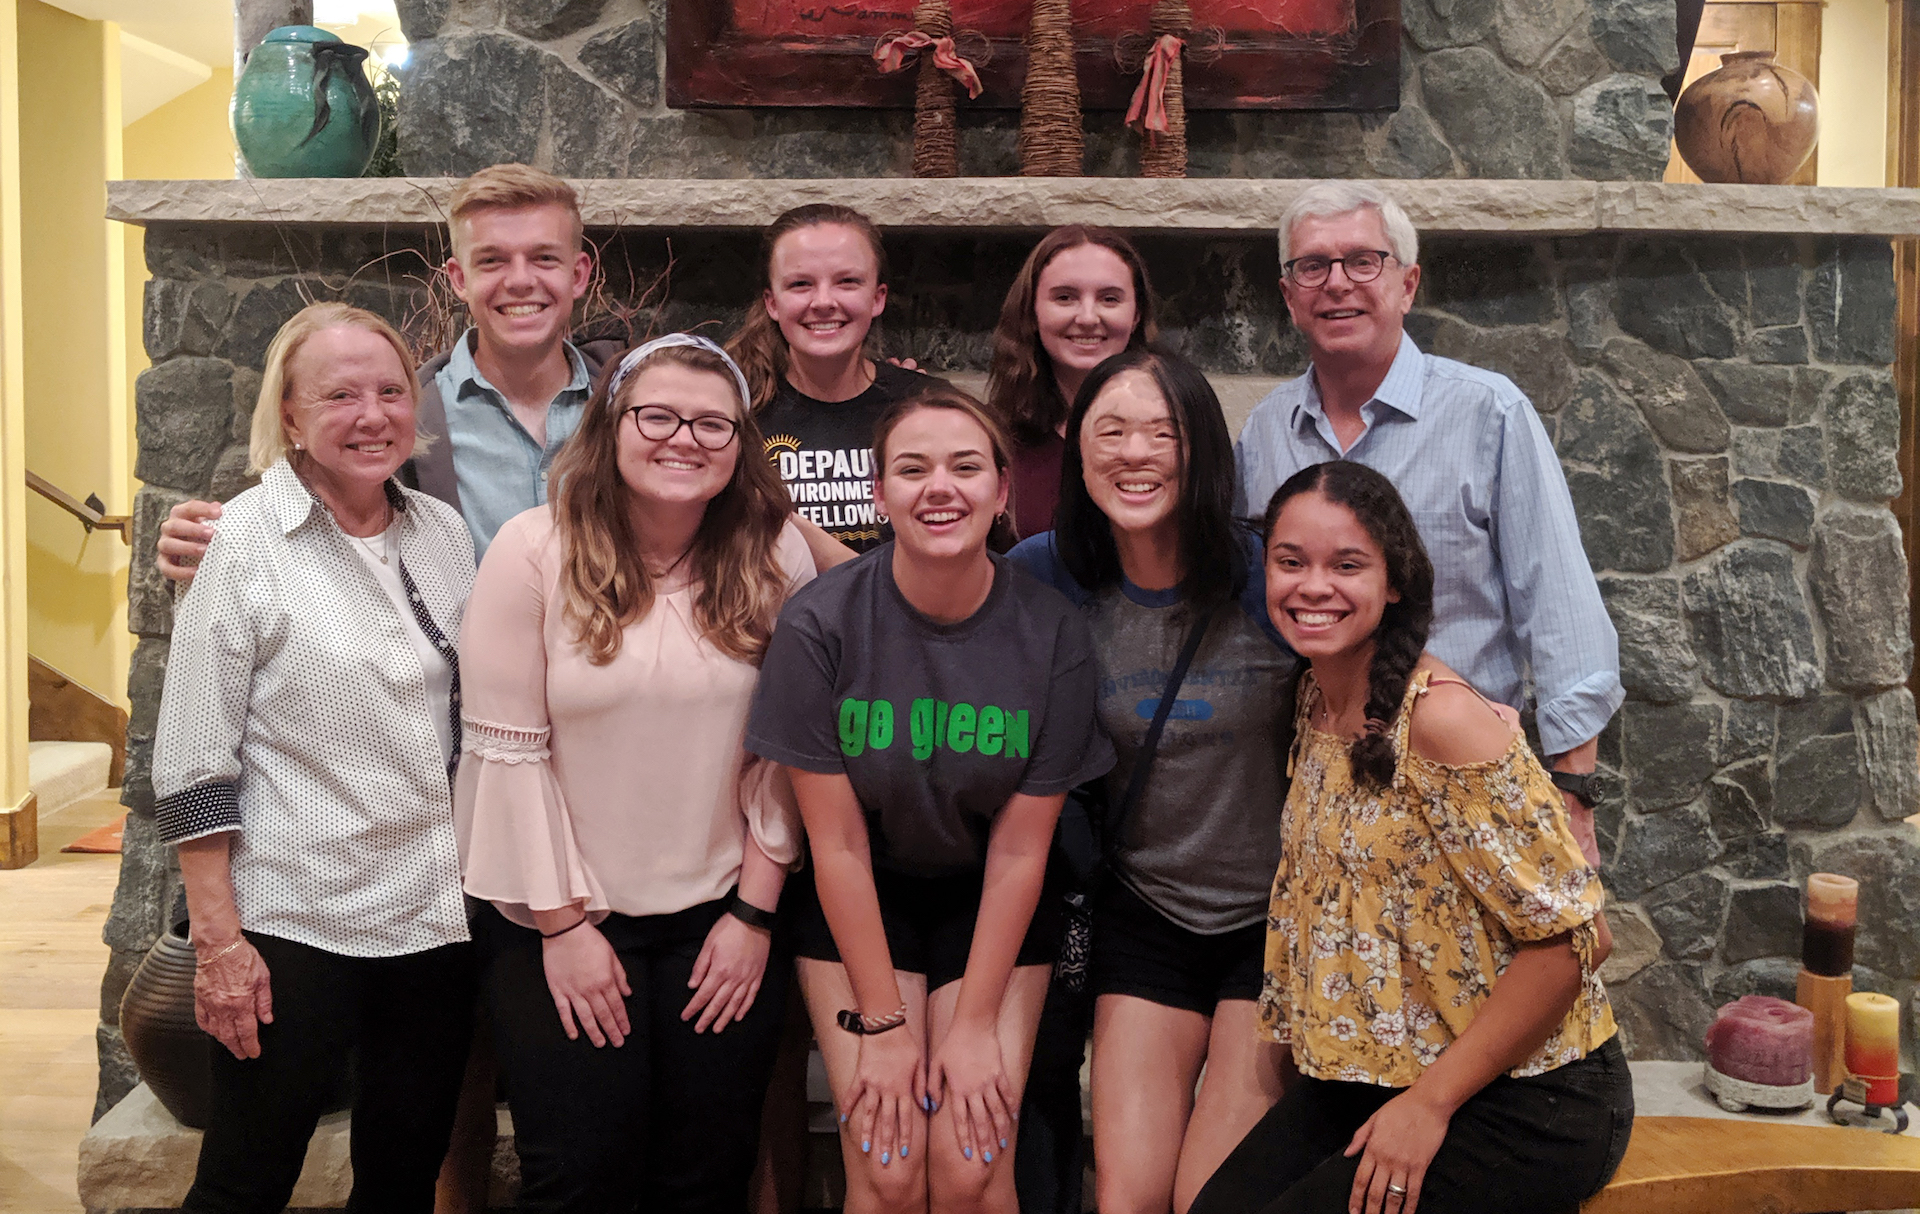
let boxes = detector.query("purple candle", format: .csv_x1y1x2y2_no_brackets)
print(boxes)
1707,996,1815,1086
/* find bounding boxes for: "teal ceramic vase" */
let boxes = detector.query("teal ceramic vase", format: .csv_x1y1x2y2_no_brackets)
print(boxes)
231,26,380,178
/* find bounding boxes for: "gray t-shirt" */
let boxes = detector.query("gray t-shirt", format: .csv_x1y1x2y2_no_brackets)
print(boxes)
746,544,1115,878
1010,530,1298,934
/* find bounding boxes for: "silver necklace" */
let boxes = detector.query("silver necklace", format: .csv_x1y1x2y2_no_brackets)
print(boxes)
349,521,392,565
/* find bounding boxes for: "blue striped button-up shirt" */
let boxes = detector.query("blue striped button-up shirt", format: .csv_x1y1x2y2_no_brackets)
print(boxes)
434,329,592,562
1234,333,1622,756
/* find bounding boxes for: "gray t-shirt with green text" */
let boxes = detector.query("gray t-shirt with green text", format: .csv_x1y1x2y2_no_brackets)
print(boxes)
746,545,1115,879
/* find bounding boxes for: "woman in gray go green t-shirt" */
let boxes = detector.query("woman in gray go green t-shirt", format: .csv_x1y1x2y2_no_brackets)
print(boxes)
1009,348,1299,1214
747,384,1112,1214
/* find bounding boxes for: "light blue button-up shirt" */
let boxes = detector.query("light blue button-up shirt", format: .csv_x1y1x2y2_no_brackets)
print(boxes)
1234,333,1622,756
433,329,592,561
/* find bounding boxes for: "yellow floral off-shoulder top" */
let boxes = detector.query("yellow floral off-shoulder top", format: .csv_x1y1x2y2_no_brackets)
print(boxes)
1257,668,1616,1087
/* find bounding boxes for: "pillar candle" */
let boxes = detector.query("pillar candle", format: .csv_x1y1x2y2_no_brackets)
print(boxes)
1706,996,1814,1086
1803,873,1859,977
1844,991,1901,1106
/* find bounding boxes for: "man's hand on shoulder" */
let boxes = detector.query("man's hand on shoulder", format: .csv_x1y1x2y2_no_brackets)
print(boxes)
1405,674,1519,768
156,499,222,585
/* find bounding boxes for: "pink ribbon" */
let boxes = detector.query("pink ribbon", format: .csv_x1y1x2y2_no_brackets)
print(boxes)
873,31,985,99
1126,34,1186,134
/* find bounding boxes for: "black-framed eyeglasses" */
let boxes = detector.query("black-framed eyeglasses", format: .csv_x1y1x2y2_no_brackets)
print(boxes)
1282,250,1396,288
624,406,739,450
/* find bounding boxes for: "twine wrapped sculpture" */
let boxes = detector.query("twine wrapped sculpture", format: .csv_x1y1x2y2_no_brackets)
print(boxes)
1127,0,1190,177
1019,0,1084,176
874,0,984,178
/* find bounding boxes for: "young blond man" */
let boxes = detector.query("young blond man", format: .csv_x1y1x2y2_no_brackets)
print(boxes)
156,163,600,572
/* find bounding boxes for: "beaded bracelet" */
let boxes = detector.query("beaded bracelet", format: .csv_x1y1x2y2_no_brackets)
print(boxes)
836,1002,909,1036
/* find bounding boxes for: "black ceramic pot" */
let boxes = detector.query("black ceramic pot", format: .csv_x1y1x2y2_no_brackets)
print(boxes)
119,922,212,1128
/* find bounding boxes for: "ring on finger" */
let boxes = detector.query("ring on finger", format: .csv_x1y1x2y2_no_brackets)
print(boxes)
1385,1181,1409,1197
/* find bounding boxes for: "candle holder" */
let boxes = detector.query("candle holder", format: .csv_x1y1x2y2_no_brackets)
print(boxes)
1825,1081,1910,1135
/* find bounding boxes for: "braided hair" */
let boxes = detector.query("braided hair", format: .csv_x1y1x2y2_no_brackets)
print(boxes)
1262,461,1434,789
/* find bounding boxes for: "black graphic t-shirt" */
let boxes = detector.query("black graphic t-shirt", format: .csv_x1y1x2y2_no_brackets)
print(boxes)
746,544,1115,878
758,363,933,553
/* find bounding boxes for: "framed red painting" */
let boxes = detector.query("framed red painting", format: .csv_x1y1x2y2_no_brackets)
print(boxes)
665,0,1400,111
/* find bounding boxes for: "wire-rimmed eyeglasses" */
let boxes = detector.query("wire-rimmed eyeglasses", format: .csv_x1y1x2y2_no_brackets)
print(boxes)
624,406,739,450
1282,250,1396,289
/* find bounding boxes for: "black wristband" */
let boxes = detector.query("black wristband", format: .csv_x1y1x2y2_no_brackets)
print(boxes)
540,915,590,940
727,894,777,932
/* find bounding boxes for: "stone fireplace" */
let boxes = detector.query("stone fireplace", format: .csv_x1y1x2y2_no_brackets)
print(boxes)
95,178,1920,1142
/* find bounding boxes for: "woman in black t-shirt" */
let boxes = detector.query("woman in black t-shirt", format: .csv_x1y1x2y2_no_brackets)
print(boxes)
746,384,1112,1214
728,204,935,563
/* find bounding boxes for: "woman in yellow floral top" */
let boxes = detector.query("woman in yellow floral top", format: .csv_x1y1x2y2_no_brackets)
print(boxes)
1190,461,1633,1214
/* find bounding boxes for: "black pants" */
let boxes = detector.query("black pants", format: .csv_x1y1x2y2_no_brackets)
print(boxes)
183,933,478,1214
1014,962,1093,1214
481,899,790,1214
1190,1037,1635,1214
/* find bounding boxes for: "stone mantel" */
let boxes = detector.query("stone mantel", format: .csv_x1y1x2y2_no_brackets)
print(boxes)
108,177,1920,238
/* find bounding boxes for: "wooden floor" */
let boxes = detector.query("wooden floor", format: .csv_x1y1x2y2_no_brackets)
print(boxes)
0,794,126,1214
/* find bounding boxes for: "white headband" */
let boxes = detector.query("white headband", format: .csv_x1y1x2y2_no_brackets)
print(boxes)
605,333,753,415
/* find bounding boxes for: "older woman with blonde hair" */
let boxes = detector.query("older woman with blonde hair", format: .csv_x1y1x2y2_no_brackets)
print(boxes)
455,333,815,1213
153,301,478,1214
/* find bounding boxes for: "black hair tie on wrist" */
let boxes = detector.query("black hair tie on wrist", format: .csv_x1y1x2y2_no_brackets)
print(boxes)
541,915,590,940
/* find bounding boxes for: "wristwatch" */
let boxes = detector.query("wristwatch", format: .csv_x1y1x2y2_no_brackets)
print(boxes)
1550,770,1606,807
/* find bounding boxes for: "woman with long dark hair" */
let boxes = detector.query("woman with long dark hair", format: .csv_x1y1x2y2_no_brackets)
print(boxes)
746,383,1112,1214
456,334,816,1212
1191,461,1630,1214
986,225,1158,540
1010,348,1296,1214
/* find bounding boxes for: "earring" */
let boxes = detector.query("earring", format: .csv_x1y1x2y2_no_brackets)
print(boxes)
293,443,303,451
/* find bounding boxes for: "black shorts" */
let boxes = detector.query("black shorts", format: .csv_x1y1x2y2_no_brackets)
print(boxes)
1089,879,1265,1014
788,863,1063,993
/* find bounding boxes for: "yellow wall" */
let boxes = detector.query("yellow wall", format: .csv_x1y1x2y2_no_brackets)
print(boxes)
0,0,34,805
1819,0,1892,186
16,0,127,706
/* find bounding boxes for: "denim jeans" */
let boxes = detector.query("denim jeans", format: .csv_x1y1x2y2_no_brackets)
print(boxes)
1190,1036,1635,1214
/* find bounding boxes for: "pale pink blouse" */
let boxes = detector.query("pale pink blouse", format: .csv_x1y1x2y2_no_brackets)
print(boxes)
454,507,815,927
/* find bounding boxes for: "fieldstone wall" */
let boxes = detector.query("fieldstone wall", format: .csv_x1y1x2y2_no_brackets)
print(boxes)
98,222,1920,1118
394,0,1678,181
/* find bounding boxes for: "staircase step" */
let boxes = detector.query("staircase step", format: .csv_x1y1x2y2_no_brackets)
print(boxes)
29,740,112,816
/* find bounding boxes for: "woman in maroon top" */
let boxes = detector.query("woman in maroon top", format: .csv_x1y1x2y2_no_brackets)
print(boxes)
986,227,1159,541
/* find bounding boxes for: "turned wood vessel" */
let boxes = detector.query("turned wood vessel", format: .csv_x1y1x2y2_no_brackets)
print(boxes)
1673,51,1819,184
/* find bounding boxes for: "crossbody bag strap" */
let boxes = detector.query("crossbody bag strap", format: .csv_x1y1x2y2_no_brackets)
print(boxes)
1104,603,1217,860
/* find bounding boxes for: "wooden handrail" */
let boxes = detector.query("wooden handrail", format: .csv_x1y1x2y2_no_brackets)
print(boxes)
26,471,130,544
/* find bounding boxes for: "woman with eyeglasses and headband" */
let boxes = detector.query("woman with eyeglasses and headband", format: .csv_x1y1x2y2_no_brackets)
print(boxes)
454,335,816,1213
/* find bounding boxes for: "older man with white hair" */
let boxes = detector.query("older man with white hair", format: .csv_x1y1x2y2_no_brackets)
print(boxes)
1235,181,1620,863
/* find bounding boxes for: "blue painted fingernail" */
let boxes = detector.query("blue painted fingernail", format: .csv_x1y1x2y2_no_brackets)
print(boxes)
862,1140,871,1154
881,1151,890,1166
1000,1137,1008,1149
984,1150,994,1163
963,1146,973,1160
901,1145,909,1158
